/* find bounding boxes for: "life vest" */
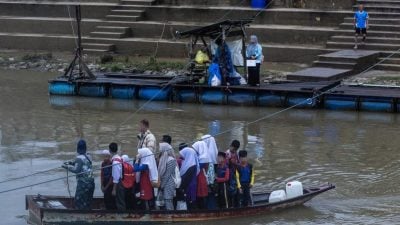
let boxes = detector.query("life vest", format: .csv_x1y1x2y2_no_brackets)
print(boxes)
112,158,135,189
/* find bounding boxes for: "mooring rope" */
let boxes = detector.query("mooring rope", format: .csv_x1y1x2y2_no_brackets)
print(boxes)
153,21,167,59
66,5,79,49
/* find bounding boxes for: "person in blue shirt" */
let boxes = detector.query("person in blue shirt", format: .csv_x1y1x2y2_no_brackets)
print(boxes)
354,4,369,49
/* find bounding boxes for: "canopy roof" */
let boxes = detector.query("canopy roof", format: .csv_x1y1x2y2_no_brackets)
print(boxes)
176,19,253,39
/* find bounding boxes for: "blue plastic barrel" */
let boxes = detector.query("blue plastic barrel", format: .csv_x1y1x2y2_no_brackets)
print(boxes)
251,0,267,8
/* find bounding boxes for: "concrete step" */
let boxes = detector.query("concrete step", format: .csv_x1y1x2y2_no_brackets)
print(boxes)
378,57,400,64
313,60,356,69
354,5,400,13
327,41,400,50
82,43,115,51
380,51,400,57
332,29,400,38
318,54,359,63
83,48,112,54
120,0,155,5
367,11,400,18
374,63,400,71
326,41,400,51
95,25,131,33
106,15,141,22
287,67,352,81
331,35,400,44
340,23,400,32
110,9,144,16
344,17,400,25
90,31,127,38
358,0,400,3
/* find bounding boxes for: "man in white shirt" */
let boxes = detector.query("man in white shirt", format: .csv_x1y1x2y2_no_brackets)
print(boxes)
137,119,157,153
109,142,125,210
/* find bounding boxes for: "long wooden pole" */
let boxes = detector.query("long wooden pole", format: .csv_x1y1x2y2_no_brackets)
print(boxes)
76,5,83,76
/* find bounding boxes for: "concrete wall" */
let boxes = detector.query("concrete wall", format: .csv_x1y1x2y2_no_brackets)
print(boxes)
144,6,351,27
276,0,355,10
158,0,248,6
157,0,355,9
0,2,115,19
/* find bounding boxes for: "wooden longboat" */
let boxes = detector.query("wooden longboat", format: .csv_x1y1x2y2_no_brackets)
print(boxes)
26,183,335,225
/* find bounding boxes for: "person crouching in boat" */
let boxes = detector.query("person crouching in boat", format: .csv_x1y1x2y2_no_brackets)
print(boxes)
62,140,95,210
215,152,230,209
236,150,255,207
178,143,200,210
158,142,177,210
100,149,116,210
134,148,158,210
192,139,209,209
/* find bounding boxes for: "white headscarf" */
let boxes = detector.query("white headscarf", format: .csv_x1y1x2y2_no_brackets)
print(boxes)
192,140,210,164
179,147,200,176
138,148,158,182
202,134,218,164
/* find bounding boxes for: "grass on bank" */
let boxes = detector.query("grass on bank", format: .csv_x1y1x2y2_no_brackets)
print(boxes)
98,55,187,72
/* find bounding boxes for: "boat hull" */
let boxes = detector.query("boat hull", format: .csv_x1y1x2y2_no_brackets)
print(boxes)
26,184,335,225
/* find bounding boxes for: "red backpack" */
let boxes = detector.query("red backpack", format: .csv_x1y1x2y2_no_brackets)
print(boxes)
113,158,135,189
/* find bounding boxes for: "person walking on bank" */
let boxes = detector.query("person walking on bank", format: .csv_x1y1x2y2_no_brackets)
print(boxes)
354,4,369,49
246,35,263,86
137,119,157,153
62,140,95,210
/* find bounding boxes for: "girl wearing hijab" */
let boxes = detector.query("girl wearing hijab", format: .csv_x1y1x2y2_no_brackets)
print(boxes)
201,134,219,166
134,148,158,210
158,143,177,210
62,140,95,210
178,143,200,209
246,35,263,86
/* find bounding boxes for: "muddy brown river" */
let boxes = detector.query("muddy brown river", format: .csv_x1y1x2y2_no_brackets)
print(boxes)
0,69,400,224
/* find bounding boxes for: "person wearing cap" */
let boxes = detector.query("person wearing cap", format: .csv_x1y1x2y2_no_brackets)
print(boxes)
62,140,95,209
100,149,116,210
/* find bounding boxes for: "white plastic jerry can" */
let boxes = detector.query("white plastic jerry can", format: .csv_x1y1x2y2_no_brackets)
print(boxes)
286,181,303,199
269,190,287,203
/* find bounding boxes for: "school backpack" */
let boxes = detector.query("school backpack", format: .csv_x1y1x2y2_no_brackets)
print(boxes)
173,165,181,188
113,158,135,189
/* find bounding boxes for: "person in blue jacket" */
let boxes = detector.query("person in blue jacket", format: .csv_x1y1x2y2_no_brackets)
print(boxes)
246,35,263,86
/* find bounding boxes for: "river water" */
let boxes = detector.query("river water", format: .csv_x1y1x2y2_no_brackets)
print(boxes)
0,69,400,225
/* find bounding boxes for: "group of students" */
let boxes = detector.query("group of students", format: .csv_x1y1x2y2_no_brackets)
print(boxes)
63,119,255,211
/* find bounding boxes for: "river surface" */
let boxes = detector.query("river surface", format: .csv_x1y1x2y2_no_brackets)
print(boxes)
0,69,400,225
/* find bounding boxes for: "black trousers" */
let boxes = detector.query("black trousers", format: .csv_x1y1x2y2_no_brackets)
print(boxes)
104,185,116,210
240,183,251,207
115,182,126,210
248,63,260,86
